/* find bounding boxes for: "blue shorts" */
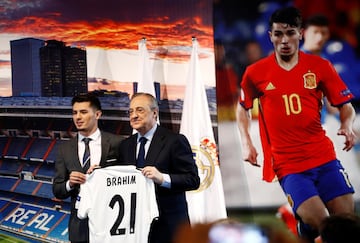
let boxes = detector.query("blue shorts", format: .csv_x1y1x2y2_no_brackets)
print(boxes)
279,159,354,214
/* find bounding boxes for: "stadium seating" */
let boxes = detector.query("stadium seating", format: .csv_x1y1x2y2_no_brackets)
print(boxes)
0,135,71,242
0,196,70,243
0,177,18,192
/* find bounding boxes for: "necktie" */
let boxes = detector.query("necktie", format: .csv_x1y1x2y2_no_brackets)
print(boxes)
82,137,91,172
136,137,147,168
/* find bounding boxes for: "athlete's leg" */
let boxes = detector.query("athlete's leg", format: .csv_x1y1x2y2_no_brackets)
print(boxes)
297,219,319,243
299,159,356,242
326,193,354,215
317,160,355,215
296,195,329,243
280,172,326,243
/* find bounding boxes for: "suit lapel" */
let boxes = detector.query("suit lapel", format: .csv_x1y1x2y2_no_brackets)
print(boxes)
69,136,82,169
100,132,111,166
146,126,166,163
129,135,137,163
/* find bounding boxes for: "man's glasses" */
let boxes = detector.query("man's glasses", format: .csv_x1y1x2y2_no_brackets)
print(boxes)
128,107,146,116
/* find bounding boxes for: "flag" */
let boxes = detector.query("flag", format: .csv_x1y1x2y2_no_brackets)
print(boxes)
137,38,156,97
180,38,227,224
136,38,160,125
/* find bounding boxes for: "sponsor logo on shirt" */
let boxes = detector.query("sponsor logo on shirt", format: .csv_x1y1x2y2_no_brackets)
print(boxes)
265,82,276,90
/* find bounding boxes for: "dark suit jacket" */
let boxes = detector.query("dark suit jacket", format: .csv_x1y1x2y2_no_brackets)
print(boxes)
52,131,122,242
118,126,200,243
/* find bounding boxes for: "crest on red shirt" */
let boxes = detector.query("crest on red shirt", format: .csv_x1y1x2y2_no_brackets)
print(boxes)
303,72,317,89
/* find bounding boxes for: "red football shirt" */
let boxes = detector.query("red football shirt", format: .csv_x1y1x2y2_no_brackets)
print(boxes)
239,51,354,182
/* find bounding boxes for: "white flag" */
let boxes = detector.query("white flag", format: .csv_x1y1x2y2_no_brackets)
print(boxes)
137,38,156,97
136,38,160,125
180,38,227,224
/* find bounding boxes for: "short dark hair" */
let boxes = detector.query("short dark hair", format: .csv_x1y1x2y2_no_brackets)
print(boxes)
71,93,102,111
304,14,329,29
320,213,360,243
269,6,302,30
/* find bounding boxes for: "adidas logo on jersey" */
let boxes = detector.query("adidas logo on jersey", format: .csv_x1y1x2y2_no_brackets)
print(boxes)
265,82,276,90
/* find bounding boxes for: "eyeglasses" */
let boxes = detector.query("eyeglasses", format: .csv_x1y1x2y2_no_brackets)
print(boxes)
128,107,146,116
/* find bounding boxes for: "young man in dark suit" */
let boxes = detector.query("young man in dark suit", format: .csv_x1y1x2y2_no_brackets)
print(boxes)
119,92,200,243
52,93,122,243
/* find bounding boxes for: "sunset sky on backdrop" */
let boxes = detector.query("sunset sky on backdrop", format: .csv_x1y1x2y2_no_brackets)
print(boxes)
0,0,215,96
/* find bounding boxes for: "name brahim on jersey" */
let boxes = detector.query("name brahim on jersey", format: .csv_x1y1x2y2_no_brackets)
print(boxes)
107,175,136,186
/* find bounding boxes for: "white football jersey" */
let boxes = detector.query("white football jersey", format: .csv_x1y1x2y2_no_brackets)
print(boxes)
77,165,159,243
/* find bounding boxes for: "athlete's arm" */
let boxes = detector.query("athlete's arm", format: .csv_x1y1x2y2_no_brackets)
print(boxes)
236,102,259,167
337,102,356,151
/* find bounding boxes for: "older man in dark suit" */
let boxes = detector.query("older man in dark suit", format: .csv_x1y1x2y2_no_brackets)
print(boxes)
53,93,122,243
119,92,200,243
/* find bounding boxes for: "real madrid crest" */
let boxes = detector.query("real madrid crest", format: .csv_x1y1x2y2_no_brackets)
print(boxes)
303,72,317,89
190,137,219,192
